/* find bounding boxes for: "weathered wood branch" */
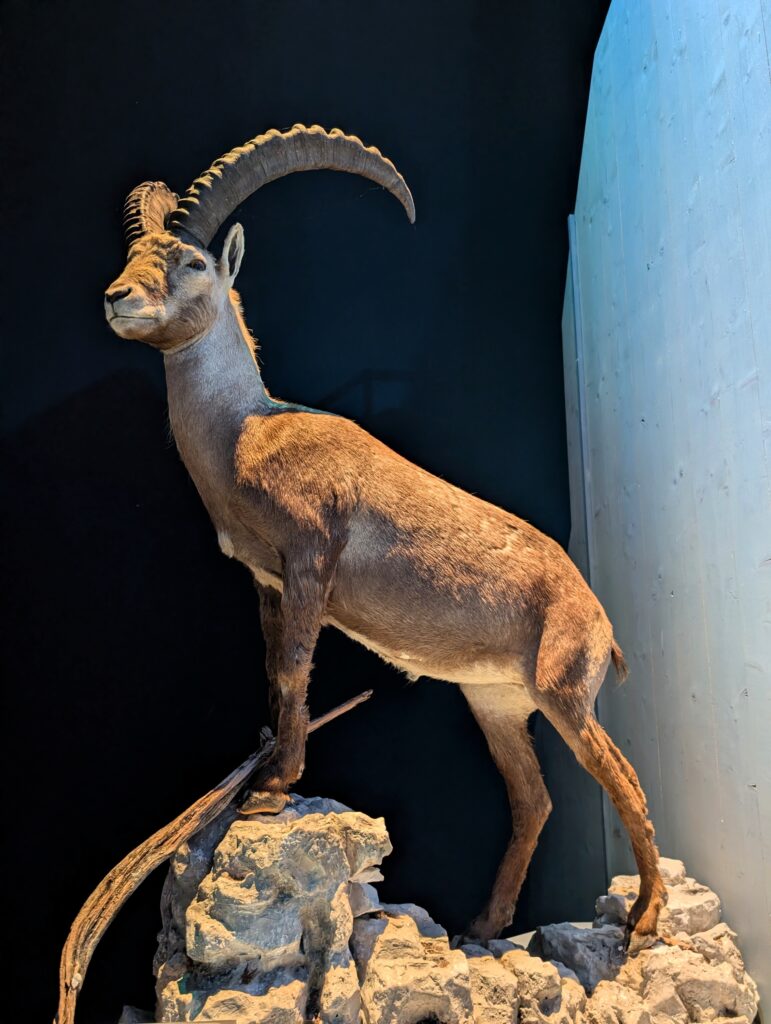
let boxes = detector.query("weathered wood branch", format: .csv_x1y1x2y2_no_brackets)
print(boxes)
55,688,373,1024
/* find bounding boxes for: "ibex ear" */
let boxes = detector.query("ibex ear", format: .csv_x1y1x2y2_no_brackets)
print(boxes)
219,223,245,283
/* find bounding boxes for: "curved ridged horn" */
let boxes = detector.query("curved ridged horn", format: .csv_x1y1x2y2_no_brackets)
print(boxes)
168,123,415,248
124,181,179,254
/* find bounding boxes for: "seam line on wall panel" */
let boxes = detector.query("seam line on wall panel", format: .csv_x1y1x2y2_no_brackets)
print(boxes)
568,212,609,882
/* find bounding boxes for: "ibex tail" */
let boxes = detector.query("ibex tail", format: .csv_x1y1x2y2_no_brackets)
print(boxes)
610,639,629,682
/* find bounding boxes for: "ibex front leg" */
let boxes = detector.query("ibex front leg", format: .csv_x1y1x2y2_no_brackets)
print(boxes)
257,584,283,733
241,550,337,815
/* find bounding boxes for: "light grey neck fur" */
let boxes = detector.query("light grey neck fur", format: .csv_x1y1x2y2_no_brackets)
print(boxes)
163,297,267,483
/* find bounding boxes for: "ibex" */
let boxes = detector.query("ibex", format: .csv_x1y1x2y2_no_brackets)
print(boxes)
104,124,664,949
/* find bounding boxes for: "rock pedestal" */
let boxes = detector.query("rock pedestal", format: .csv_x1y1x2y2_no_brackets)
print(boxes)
139,799,760,1024
528,857,759,1023
153,796,389,1023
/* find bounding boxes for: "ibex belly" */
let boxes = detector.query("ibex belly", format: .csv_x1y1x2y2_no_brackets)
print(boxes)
325,614,525,686
221,534,525,686
218,514,533,689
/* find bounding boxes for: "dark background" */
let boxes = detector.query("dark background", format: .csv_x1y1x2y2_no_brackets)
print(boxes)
1,1,610,1020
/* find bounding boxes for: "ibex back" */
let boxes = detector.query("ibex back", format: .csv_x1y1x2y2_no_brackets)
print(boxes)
105,124,665,949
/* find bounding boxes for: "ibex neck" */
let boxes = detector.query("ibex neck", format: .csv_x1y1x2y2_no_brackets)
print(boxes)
163,297,270,422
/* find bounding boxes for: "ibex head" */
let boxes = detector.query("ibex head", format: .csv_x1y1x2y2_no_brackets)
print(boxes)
104,124,415,352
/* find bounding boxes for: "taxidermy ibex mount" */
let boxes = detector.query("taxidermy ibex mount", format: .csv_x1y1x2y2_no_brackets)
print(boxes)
76,122,665,1014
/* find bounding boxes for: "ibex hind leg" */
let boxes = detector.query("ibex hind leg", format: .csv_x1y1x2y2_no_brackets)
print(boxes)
528,619,665,951
459,683,552,941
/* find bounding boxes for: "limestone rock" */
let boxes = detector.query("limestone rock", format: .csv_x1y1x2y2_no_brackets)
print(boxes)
319,959,361,1023
488,937,526,957
496,949,586,1024
467,955,519,1024
353,911,474,1024
348,880,382,917
640,944,759,1022
657,857,687,885
380,900,448,937
552,961,582,985
462,942,494,958
185,807,390,968
524,864,758,1024
642,973,690,1023
149,803,759,1024
702,1017,753,1024
593,897,628,927
552,977,587,1024
595,862,720,937
153,804,239,976
349,915,389,968
156,953,310,1023
528,923,626,992
154,794,390,1022
660,880,721,937
689,922,748,981
500,949,561,1021
187,979,307,1024
584,979,650,1024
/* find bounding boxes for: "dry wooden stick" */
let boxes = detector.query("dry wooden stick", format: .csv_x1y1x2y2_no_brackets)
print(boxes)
55,688,373,1024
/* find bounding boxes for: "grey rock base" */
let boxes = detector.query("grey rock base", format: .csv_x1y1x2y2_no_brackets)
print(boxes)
126,797,759,1023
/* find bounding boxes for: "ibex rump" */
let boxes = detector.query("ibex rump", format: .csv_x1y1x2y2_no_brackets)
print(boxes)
105,124,664,949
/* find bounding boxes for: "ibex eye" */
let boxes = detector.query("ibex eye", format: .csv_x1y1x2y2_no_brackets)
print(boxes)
187,259,206,271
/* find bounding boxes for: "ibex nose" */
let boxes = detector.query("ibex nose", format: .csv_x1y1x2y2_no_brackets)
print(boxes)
105,285,132,305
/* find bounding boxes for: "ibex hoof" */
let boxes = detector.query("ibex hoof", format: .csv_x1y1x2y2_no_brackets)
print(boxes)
625,926,659,956
238,789,290,816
